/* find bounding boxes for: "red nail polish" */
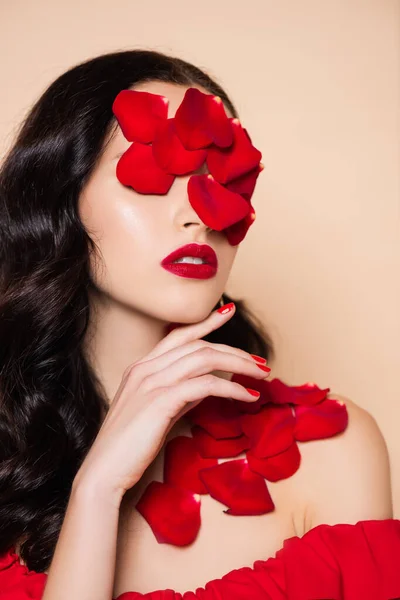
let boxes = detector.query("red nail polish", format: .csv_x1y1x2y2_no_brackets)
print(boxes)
250,354,267,363
256,364,271,372
246,388,261,397
217,302,235,314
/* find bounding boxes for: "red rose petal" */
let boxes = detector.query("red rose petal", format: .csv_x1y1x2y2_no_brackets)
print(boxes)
116,143,175,194
187,174,251,231
136,481,201,546
152,119,207,175
185,395,243,439
294,398,349,441
225,163,263,201
247,442,301,482
224,203,257,246
199,459,275,515
112,90,169,143
164,436,217,494
240,404,295,458
230,373,272,414
174,88,233,150
207,119,262,185
191,425,250,458
269,378,330,406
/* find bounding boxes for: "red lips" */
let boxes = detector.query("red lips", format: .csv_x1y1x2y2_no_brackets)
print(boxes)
161,243,218,280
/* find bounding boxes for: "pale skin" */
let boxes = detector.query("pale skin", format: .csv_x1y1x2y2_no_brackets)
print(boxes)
25,80,391,599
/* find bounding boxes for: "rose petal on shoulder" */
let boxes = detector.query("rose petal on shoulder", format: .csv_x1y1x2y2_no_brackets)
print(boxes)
191,425,250,458
294,398,349,441
163,435,217,494
247,441,301,482
241,404,296,458
112,89,169,143
230,372,272,414
116,143,175,194
174,88,233,150
199,459,275,515
152,119,207,175
187,174,251,231
185,395,243,439
269,378,330,406
135,481,201,546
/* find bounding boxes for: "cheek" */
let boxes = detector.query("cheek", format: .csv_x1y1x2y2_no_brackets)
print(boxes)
218,245,238,275
80,180,161,288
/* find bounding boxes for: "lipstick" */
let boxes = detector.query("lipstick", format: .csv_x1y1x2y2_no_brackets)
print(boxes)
161,243,218,280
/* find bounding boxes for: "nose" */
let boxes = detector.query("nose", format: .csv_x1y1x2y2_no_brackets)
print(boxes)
171,172,214,237
182,220,213,235
181,211,214,236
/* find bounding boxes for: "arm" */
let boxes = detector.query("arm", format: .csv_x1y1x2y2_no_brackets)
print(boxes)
294,395,393,531
39,304,269,599
41,477,124,600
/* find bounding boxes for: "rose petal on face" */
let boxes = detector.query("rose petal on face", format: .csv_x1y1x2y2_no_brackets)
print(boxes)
136,481,201,546
294,398,349,441
164,436,218,494
225,163,264,201
174,88,233,150
187,174,251,231
116,143,175,194
185,395,243,439
268,378,331,406
112,89,169,143
206,119,262,185
152,119,207,175
199,459,275,515
247,442,301,482
224,204,257,246
191,425,250,458
240,404,296,458
230,373,272,414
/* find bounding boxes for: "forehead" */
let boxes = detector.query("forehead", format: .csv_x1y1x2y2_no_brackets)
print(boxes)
104,80,233,158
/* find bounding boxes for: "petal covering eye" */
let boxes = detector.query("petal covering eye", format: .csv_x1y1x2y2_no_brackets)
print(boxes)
112,87,264,245
112,89,168,143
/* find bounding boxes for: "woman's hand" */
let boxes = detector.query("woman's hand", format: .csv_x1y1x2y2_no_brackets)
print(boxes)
73,302,271,502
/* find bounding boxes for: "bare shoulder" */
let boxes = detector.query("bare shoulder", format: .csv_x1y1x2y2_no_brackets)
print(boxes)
291,393,393,533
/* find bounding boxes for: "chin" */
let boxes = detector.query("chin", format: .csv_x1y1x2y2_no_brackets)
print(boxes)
162,301,219,325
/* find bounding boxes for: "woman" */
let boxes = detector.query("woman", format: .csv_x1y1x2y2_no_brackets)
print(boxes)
0,49,399,600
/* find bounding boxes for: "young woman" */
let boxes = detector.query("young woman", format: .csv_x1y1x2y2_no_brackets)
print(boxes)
0,49,399,600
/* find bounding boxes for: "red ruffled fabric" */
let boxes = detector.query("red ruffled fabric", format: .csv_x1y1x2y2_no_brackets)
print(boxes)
1,519,399,599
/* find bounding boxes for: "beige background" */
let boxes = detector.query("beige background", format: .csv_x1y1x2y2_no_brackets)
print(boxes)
1,0,399,513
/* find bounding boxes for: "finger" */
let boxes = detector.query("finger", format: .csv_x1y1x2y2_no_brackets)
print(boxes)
153,374,263,421
140,346,271,391
132,337,267,384
145,302,236,360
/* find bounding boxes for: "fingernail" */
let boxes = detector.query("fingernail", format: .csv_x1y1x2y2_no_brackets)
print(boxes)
217,302,235,314
246,387,261,397
250,354,267,363
256,364,271,373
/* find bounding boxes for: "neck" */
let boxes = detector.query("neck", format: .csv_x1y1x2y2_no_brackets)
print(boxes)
83,290,169,404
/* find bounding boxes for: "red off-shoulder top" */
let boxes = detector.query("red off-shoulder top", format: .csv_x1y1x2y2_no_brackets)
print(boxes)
0,519,400,599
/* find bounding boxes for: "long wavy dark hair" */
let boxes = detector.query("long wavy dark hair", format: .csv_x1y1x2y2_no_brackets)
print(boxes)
0,49,274,572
